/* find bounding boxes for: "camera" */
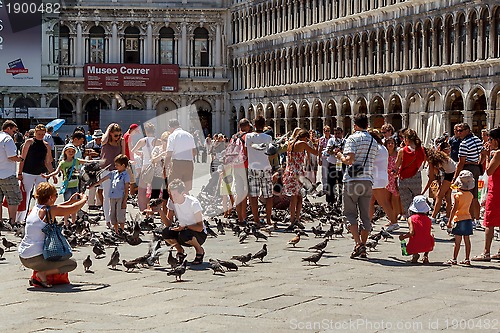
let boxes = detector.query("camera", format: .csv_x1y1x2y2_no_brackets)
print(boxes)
149,197,163,208
327,141,344,155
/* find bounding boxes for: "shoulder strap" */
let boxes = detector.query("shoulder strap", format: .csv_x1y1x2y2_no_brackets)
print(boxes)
45,206,55,224
362,137,374,167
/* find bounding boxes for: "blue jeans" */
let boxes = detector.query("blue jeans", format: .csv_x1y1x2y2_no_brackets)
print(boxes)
63,187,78,201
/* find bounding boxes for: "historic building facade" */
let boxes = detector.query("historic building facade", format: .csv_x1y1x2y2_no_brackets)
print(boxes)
229,0,500,143
57,0,230,134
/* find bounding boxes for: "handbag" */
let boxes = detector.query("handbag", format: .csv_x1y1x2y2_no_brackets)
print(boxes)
347,136,374,177
42,206,73,261
2,182,26,211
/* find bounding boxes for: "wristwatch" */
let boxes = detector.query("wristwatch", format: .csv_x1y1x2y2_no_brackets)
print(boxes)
19,156,24,162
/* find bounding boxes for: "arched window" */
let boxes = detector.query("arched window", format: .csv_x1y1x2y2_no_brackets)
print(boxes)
124,26,140,64
435,18,443,66
379,31,386,72
159,27,175,64
481,9,490,59
396,26,404,70
446,16,454,64
457,14,466,63
471,12,479,61
193,27,209,67
495,9,500,57
89,26,105,63
387,28,394,72
405,25,413,69
424,20,433,67
59,25,70,65
415,24,423,68
370,33,377,74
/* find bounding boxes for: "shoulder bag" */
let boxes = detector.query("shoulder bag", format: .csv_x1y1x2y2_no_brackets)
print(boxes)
42,206,73,261
347,136,374,177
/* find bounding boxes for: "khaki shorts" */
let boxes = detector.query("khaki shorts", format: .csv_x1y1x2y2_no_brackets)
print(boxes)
20,254,77,273
110,197,126,224
0,175,22,206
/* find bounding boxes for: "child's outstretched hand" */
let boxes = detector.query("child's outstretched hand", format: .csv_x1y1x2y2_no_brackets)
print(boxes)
41,173,50,179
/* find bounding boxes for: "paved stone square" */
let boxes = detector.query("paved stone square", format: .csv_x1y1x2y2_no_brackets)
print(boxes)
2,163,500,332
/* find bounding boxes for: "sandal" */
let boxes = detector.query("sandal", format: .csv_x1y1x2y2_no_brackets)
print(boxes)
459,259,471,266
29,277,52,288
191,253,204,265
410,254,420,263
490,252,500,260
176,252,187,262
471,253,491,262
444,259,457,265
422,256,429,265
350,244,366,259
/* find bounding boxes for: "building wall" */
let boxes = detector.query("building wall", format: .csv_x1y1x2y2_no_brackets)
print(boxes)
229,0,500,143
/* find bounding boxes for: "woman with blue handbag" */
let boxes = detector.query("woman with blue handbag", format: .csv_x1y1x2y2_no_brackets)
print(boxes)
18,182,87,288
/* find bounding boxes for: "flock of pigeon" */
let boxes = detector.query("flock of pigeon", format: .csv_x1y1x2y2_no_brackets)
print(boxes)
0,190,403,283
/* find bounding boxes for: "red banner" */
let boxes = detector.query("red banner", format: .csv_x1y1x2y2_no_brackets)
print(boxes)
84,64,179,92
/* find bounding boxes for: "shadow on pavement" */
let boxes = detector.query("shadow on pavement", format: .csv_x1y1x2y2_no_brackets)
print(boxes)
28,283,110,293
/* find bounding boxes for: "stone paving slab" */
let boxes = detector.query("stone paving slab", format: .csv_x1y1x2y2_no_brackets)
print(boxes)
2,162,500,332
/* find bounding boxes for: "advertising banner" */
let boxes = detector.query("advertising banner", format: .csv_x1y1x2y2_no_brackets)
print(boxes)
28,107,58,118
84,64,179,92
0,0,42,86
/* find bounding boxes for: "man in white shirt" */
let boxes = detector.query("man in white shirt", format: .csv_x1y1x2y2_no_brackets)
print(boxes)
158,179,207,265
165,119,196,192
0,120,24,224
245,116,273,226
325,127,346,206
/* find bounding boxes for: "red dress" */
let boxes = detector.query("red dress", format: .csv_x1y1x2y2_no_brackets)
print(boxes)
283,150,306,196
484,164,500,227
406,214,435,254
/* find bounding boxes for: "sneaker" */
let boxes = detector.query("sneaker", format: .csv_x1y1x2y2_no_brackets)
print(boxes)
430,217,437,224
386,223,400,232
442,216,449,223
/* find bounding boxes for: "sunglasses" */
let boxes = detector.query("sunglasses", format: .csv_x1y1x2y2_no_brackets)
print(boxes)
324,130,330,132
456,129,464,133
113,133,122,138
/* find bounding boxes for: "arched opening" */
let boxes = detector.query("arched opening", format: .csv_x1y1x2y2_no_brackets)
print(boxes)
446,90,464,130
59,25,71,65
265,103,275,126
85,98,108,130
248,105,255,121
277,103,286,135
325,99,336,129
288,103,298,131
313,101,324,132
89,26,105,63
193,27,209,67
300,101,311,130
59,98,74,124
341,99,352,135
469,89,488,136
124,26,140,63
159,27,175,64
238,106,245,121
155,99,178,117
388,95,402,130
193,99,212,137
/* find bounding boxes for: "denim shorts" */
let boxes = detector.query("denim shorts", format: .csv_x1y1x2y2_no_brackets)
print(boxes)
451,219,473,236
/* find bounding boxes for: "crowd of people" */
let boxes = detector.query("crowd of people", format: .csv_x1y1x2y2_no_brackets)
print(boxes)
1,115,499,286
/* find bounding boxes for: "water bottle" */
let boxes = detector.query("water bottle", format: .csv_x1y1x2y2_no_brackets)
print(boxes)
400,240,408,256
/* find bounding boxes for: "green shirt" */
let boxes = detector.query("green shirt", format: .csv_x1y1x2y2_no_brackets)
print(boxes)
59,159,80,189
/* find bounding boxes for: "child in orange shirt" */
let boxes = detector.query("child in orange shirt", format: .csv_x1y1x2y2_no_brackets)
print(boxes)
445,170,475,266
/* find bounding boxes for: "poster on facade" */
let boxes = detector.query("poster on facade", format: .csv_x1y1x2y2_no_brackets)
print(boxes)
84,64,179,92
0,0,42,87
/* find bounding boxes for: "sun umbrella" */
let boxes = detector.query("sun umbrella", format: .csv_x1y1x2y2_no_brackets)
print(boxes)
46,119,66,132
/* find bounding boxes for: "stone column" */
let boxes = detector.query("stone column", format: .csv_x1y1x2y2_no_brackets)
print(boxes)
76,96,83,125
440,111,450,134
181,22,187,66
454,22,460,63
146,23,153,64
111,22,118,63
463,110,472,127
402,113,409,128
76,22,83,66
111,98,117,110
146,95,153,110
466,20,472,62
215,98,222,134
299,0,304,27
215,24,221,67
478,17,484,60
423,28,429,67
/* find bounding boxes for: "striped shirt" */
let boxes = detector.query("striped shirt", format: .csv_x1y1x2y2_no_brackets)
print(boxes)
458,134,483,163
342,130,378,182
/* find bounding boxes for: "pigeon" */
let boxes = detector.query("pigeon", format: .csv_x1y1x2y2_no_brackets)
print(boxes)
216,219,225,235
239,232,249,243
311,226,325,237
231,253,252,266
380,228,394,240
302,250,325,265
217,259,239,271
2,238,15,251
365,239,378,251
167,259,187,281
309,239,329,252
122,260,139,272
205,222,218,238
369,232,382,242
252,244,268,262
259,225,274,236
107,247,120,269
332,224,344,237
208,259,225,275
294,228,309,237
253,228,268,241
250,143,267,150
0,246,4,260
323,225,335,239
93,244,106,258
167,249,179,268
83,255,92,272
287,233,301,247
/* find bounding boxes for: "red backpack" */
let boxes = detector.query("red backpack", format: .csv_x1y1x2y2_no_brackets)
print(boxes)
224,133,246,165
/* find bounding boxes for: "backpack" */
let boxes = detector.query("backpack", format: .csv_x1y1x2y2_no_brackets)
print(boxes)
224,133,246,165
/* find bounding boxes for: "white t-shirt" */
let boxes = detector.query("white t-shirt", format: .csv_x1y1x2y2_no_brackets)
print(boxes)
372,144,389,189
0,131,17,179
166,128,196,161
167,195,206,233
245,132,272,171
